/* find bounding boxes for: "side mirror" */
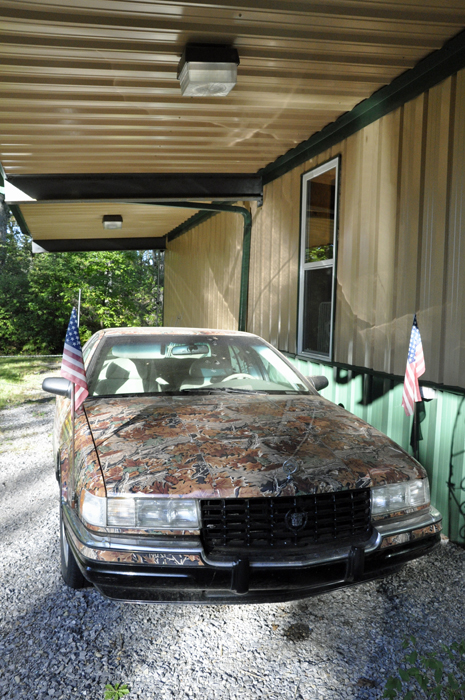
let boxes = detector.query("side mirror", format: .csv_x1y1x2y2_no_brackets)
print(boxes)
307,375,329,392
42,377,73,399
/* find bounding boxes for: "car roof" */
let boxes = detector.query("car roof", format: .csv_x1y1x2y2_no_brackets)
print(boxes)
99,327,259,338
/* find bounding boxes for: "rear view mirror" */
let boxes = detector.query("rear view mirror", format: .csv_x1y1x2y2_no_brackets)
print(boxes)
307,375,329,392
171,344,209,356
42,377,73,398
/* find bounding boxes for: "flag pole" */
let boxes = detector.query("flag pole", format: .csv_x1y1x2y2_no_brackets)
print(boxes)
412,314,419,461
72,300,78,497
70,380,75,503
413,402,419,461
77,289,81,328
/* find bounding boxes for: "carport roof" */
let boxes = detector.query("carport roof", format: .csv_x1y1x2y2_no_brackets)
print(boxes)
1,1,465,248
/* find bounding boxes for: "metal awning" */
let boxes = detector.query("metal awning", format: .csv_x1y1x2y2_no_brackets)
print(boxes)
1,1,465,246
5,173,263,203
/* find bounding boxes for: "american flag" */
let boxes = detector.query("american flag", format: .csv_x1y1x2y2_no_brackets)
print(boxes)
402,315,425,417
60,307,88,410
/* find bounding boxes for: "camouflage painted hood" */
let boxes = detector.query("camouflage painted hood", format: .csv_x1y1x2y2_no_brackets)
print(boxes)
83,394,425,498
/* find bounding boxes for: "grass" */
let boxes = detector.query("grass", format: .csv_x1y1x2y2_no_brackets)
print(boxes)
0,356,61,410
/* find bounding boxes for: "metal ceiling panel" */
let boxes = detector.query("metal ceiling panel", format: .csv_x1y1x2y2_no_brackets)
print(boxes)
1,0,465,177
16,201,198,246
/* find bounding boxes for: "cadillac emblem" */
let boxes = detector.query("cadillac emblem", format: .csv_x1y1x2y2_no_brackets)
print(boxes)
285,508,307,532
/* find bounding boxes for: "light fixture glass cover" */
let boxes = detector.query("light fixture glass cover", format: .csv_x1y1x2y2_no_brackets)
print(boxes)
179,62,238,96
102,214,123,230
178,45,239,97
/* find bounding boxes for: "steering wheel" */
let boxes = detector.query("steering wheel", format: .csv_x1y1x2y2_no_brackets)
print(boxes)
219,372,255,382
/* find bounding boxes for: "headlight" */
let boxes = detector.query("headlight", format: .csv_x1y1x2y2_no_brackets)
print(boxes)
80,491,200,529
371,478,430,518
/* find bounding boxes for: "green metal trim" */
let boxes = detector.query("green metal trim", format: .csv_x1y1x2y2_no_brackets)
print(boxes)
167,209,217,242
238,208,252,333
281,350,465,398
0,161,5,186
136,201,252,333
260,28,465,185
8,204,32,238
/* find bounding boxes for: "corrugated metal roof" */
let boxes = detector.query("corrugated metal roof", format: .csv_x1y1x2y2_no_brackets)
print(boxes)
17,201,196,241
1,0,465,176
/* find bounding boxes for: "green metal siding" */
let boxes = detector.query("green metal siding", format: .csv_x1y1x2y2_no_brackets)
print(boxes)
288,355,465,544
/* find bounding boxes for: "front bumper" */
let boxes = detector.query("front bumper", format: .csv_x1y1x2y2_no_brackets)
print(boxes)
63,504,442,604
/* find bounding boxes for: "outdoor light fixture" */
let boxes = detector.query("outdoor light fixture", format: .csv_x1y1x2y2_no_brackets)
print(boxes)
177,44,240,97
102,214,123,230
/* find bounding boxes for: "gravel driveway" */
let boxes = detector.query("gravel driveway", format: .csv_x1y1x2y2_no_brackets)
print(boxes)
1,399,464,700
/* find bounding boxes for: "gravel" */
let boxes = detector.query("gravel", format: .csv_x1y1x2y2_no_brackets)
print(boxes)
1,399,465,700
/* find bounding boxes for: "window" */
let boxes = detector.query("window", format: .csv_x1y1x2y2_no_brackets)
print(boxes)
298,156,339,359
82,331,101,367
87,333,310,396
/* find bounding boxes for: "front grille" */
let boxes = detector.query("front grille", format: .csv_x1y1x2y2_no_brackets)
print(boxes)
200,489,371,555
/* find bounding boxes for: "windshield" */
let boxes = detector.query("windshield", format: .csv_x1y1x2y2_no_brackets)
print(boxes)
87,333,311,396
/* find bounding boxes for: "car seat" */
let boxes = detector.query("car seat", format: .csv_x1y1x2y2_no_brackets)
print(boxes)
93,358,147,395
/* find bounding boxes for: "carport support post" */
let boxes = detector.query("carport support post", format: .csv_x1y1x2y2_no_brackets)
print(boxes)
137,202,252,332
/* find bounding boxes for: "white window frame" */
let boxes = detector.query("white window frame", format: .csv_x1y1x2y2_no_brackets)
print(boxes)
297,156,339,360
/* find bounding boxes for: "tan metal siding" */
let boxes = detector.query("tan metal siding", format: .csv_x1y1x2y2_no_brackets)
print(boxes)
248,167,304,352
164,211,243,330
391,93,425,376
354,121,380,370
372,109,401,374
164,66,465,390
247,67,465,390
419,78,453,384
334,134,357,366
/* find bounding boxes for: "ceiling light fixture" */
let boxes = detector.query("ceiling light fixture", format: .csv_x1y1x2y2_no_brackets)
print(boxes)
177,44,240,97
102,214,123,230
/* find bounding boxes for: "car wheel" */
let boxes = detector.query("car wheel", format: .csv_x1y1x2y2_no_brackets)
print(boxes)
60,506,87,589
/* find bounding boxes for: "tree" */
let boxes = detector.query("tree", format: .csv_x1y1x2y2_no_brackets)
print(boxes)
0,210,164,354
0,213,34,353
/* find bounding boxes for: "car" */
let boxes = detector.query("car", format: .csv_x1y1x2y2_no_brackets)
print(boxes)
42,327,442,604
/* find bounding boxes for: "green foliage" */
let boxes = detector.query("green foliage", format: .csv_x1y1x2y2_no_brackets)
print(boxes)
305,244,333,263
0,215,32,353
0,210,164,354
104,683,130,699
383,636,465,699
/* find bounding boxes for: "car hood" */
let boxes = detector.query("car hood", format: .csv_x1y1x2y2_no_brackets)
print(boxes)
83,394,425,498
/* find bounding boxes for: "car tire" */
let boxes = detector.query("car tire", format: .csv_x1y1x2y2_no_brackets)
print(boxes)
60,505,87,589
